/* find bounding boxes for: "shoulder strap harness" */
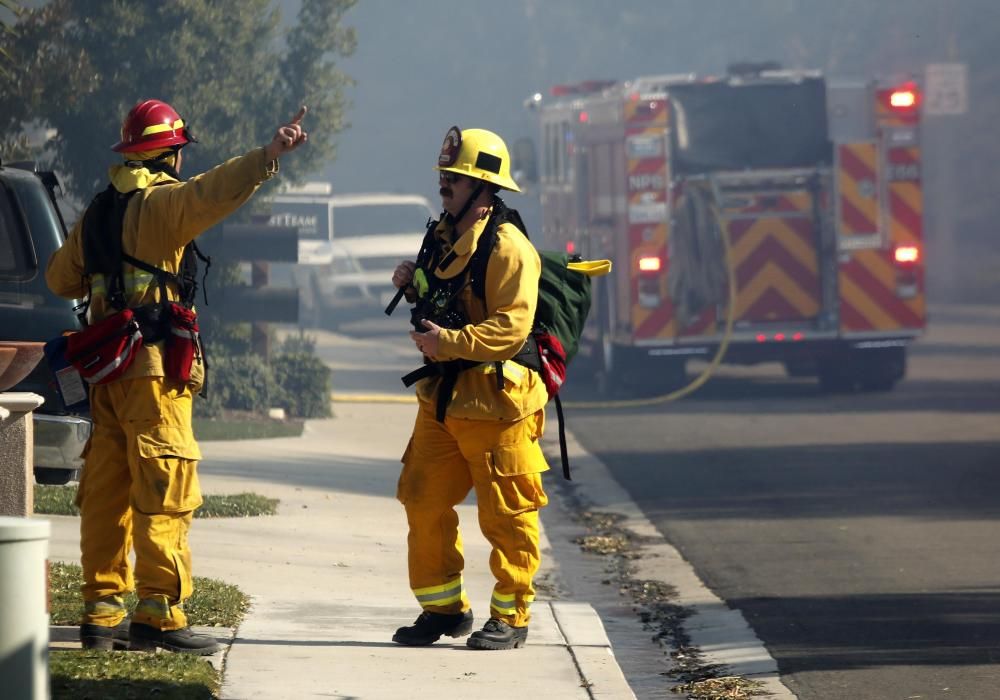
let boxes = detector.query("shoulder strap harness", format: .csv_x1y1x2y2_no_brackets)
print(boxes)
397,196,571,479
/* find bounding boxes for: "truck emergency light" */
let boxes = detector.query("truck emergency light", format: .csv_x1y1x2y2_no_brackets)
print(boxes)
879,81,920,114
638,255,662,272
894,245,920,264
890,90,917,109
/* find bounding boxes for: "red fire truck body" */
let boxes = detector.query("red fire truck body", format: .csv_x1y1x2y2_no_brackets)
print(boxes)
533,69,925,392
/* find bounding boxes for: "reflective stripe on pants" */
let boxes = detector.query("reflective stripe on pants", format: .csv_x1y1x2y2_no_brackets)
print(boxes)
397,401,549,627
78,376,202,631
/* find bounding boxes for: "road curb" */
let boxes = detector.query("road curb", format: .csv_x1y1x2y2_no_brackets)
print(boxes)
549,601,637,699
546,430,798,699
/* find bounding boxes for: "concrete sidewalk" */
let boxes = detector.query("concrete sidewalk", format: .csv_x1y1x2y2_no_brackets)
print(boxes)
47,401,634,699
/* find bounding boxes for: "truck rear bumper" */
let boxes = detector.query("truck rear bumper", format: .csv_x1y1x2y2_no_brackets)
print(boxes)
638,335,918,366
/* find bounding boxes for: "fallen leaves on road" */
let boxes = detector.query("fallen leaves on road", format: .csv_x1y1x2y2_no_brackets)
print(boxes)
670,676,767,699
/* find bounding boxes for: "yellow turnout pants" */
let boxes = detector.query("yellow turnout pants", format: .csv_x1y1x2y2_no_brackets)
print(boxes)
77,376,202,631
397,401,549,627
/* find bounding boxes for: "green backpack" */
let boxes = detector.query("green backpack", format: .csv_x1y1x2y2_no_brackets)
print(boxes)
391,197,610,478
469,201,611,478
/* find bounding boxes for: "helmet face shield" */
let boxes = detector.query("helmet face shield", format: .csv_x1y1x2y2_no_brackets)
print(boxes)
434,126,520,192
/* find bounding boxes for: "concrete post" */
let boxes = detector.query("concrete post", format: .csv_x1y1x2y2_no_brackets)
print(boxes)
0,393,45,517
0,517,51,700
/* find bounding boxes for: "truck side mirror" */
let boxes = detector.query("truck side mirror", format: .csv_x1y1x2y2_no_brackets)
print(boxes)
511,138,538,185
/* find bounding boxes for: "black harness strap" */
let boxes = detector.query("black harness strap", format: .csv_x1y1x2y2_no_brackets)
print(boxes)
394,196,574,479
401,359,481,421
79,167,212,394
385,216,438,316
553,394,570,480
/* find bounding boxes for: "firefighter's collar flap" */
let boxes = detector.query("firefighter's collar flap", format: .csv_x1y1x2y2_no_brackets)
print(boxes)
435,209,491,278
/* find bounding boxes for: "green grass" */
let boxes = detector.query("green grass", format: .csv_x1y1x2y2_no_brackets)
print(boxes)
48,562,250,699
35,486,279,519
51,650,218,700
197,492,279,518
35,484,80,516
193,416,303,440
49,561,250,628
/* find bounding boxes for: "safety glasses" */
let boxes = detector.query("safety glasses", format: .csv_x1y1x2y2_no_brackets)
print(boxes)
439,171,465,184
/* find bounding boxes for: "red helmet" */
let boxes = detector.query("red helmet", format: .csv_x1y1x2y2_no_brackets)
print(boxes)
111,99,194,153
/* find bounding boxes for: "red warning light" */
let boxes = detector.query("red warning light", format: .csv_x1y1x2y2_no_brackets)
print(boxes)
878,81,920,120
890,90,917,109
895,245,920,264
638,256,662,273
578,111,589,123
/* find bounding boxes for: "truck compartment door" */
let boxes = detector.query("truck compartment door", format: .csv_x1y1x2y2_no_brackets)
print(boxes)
720,188,823,326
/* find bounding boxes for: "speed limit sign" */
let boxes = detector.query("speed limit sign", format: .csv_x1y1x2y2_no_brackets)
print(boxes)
925,63,968,115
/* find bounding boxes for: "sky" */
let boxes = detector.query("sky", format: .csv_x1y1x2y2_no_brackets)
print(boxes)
314,0,980,196
279,0,997,299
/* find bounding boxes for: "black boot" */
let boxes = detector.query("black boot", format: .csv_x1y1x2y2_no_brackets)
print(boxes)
79,619,130,651
467,618,528,650
392,610,474,646
128,622,223,655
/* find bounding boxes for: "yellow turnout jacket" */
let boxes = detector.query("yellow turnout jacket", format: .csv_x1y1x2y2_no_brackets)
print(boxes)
415,211,549,422
47,148,277,385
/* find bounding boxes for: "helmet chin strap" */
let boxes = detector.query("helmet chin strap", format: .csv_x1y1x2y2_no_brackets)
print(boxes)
125,147,184,181
444,180,486,227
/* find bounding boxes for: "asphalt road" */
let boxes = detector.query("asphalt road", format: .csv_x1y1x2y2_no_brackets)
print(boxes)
558,303,1000,700
314,302,1000,699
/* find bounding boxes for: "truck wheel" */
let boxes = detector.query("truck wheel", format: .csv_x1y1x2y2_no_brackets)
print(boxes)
643,357,688,395
858,347,906,392
594,283,618,396
817,358,855,393
784,358,817,378
594,330,617,396
34,467,76,486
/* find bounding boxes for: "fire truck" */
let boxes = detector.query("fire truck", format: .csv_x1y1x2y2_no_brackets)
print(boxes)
528,66,926,393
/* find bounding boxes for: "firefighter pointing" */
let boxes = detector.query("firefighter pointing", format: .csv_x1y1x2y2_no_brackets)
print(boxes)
46,100,307,654
390,127,551,650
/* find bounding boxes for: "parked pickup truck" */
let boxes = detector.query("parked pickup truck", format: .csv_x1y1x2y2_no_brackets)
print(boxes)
0,160,90,485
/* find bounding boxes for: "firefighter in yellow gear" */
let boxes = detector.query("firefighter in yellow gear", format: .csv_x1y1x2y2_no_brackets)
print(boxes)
390,127,550,650
46,99,308,654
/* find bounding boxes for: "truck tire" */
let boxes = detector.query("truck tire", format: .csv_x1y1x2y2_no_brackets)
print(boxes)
817,354,855,393
594,281,618,397
34,467,76,486
818,346,906,393
784,358,817,378
642,357,688,395
858,346,906,392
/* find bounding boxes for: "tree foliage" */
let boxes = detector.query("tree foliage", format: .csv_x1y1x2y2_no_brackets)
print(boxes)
0,0,356,198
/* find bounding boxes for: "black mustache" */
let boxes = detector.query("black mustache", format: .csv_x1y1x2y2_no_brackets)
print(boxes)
439,187,452,197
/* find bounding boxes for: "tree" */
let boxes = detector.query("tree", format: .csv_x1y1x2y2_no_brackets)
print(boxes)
0,1,21,77
0,0,356,198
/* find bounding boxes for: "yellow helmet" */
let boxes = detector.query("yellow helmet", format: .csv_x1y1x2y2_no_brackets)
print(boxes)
435,126,520,192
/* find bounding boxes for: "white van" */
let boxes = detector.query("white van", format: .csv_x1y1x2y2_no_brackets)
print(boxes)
266,185,436,326
322,192,435,312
